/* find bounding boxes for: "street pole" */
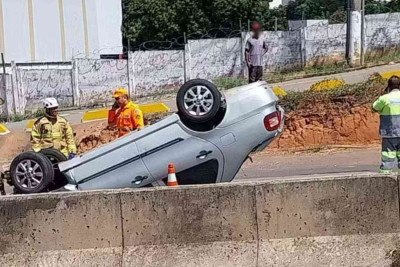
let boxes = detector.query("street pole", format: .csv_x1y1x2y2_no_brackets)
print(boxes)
360,0,365,66
1,53,8,119
345,0,352,65
1,53,5,75
183,32,187,83
274,17,278,31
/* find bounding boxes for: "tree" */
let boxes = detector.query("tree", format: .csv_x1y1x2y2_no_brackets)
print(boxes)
122,0,275,47
286,0,346,21
365,0,391,14
121,0,398,48
384,0,400,12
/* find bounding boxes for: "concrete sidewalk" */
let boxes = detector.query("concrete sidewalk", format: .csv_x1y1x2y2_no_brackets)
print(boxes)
237,147,380,180
271,62,400,92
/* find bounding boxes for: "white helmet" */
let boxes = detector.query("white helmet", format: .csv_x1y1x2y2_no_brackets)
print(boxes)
43,98,59,109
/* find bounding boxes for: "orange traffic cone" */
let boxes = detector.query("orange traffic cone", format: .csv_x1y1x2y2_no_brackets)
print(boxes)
167,163,179,187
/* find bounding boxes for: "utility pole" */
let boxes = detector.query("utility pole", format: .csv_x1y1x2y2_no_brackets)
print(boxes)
360,0,366,66
1,53,6,118
183,32,187,82
345,0,352,64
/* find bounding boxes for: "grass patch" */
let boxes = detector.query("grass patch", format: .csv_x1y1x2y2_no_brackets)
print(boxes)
266,62,350,83
366,48,400,64
214,76,248,90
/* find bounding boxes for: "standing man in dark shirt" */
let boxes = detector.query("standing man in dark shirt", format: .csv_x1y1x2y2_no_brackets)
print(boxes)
245,21,268,83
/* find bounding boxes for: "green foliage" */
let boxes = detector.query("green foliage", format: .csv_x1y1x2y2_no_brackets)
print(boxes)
121,0,400,46
365,0,392,14
286,0,346,21
122,0,290,46
279,76,385,113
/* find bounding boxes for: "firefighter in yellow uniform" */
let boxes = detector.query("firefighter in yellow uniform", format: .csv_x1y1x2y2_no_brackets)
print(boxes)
31,98,77,159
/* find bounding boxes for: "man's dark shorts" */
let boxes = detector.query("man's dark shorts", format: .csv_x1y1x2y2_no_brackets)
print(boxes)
249,66,263,83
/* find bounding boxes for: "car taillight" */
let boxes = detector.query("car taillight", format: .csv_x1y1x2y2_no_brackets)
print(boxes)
264,111,281,131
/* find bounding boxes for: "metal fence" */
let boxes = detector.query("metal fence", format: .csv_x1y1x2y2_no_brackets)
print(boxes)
2,11,400,117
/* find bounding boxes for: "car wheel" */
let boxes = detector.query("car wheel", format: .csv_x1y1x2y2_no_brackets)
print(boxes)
10,152,54,194
177,79,222,123
40,148,68,189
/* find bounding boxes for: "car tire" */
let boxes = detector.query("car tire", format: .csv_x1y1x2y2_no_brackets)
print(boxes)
40,148,68,189
10,151,54,194
177,79,222,123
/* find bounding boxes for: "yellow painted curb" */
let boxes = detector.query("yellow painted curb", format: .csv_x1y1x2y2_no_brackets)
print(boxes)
81,102,171,123
0,124,10,135
380,70,400,80
24,103,171,130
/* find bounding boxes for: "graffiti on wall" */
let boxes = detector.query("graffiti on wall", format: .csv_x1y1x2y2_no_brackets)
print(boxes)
304,23,347,64
188,38,242,80
20,68,74,111
131,50,184,96
365,13,400,49
264,31,302,72
2,12,400,116
0,75,7,116
77,59,128,107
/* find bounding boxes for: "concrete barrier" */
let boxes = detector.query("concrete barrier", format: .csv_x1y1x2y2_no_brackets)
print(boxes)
256,175,400,266
120,184,257,266
0,174,399,266
0,191,122,266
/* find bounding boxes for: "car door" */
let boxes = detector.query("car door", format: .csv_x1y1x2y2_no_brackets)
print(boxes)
136,123,224,185
71,140,153,190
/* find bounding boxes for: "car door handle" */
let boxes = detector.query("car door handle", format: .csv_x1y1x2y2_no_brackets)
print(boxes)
196,150,212,159
132,175,148,184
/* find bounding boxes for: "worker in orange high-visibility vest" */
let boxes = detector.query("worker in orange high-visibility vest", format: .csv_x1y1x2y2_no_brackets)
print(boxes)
108,88,144,137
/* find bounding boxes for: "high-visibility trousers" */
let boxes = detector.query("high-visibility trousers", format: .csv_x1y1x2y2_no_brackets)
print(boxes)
381,137,400,170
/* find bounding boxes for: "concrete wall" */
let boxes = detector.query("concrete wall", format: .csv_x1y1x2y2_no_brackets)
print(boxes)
1,174,400,266
304,23,347,65
75,59,129,107
365,12,400,50
264,31,302,71
0,74,12,116
131,50,185,96
187,38,242,80
2,11,400,115
20,67,74,111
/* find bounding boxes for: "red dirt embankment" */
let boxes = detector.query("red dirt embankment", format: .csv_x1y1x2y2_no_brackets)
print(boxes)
0,103,381,165
271,101,380,150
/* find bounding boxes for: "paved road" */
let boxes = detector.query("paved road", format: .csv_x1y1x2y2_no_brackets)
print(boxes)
236,147,381,180
2,147,381,195
270,63,400,92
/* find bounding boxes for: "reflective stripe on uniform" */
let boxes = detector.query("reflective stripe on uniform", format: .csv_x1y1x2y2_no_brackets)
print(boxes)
381,151,396,170
382,150,397,159
373,90,400,137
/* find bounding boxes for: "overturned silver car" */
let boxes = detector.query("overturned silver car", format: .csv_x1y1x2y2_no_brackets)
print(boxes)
10,79,284,193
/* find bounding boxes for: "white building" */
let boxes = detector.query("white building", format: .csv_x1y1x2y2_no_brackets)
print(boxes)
269,0,292,8
0,0,123,63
